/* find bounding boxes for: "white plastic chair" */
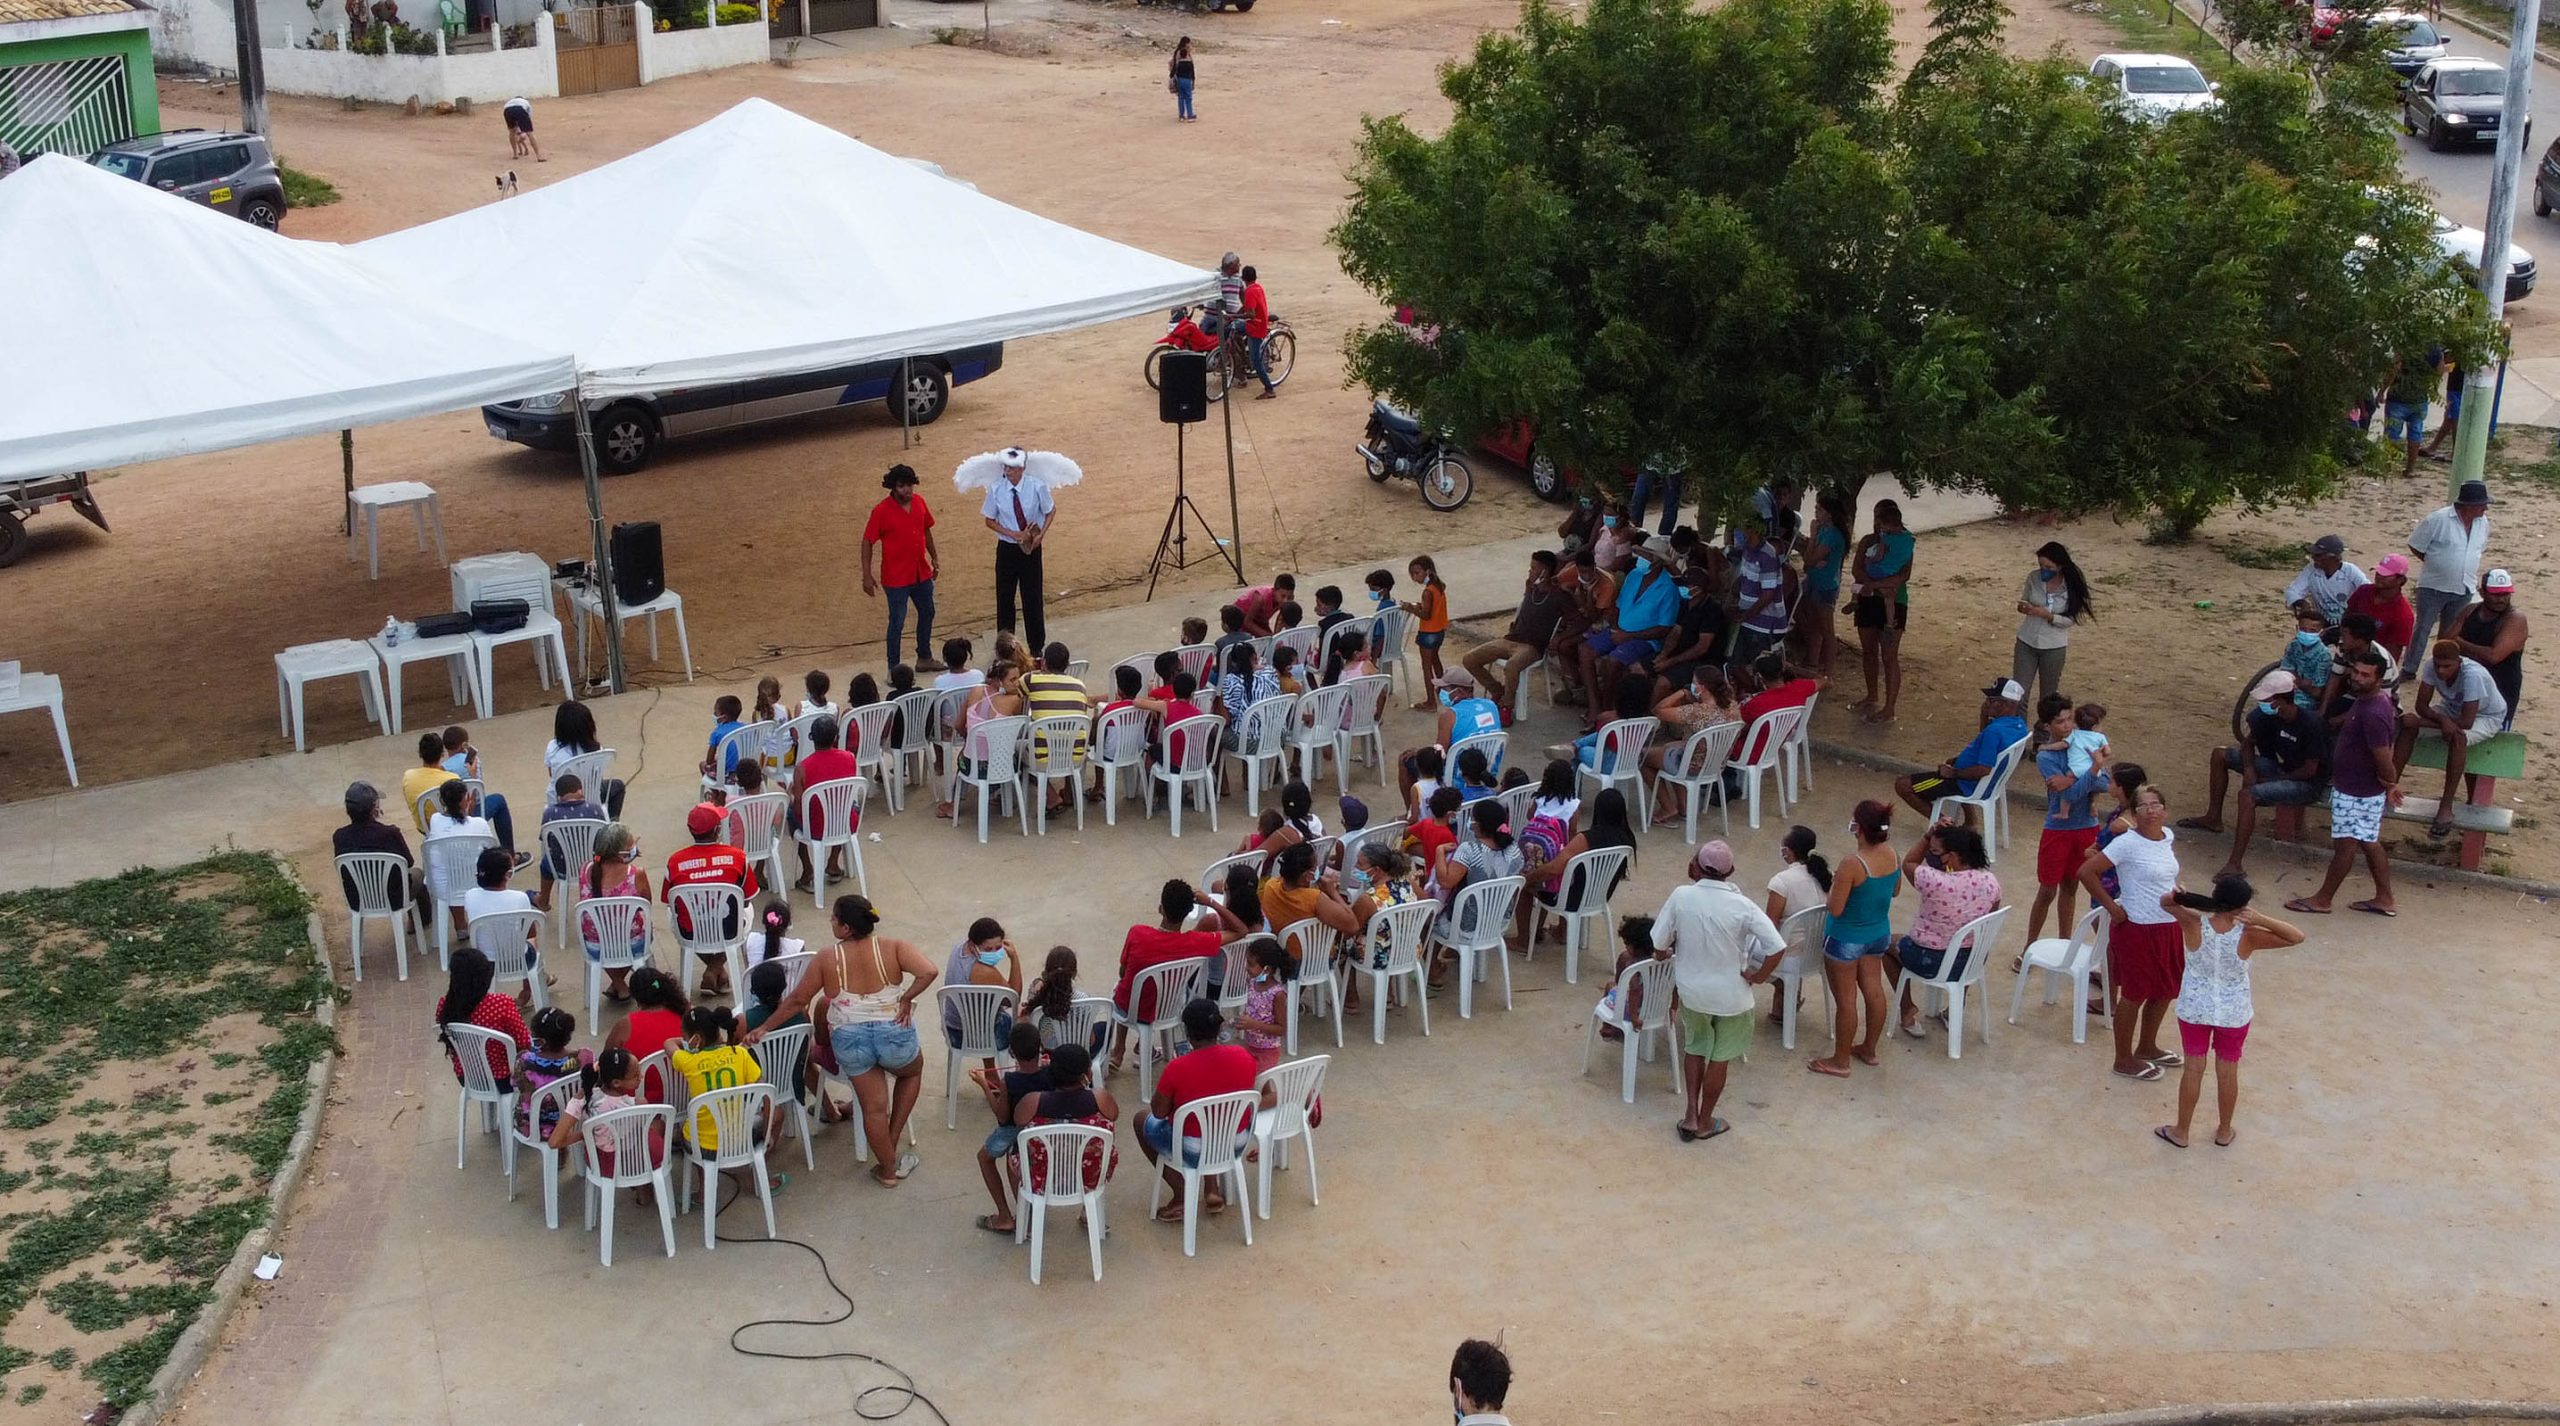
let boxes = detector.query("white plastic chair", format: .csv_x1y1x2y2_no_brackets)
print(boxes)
1114,956,1209,1099
1659,721,1744,843
1032,994,1115,1058
1014,1123,1113,1284
1928,735,2033,860
1200,849,1270,897
667,882,748,1004
889,689,941,797
1252,1054,1329,1219
1213,935,1254,1019
953,716,1030,843
1371,607,1415,698
1172,642,1218,687
1771,905,1834,1051
335,851,414,982
795,775,871,900
1025,713,1090,835
1089,705,1152,826
926,687,975,781
1104,653,1157,698
1577,716,1656,810
1726,706,1805,829
1286,683,1355,793
1505,653,1556,721
541,817,609,950
846,702,906,813
677,1083,779,1249
1786,690,1820,795
414,778,487,832
1339,673,1395,785
1529,845,1631,985
468,908,549,1011
1434,875,1524,1019
2008,904,2113,1044
754,1019,819,1171
443,1022,517,1172
1890,906,2010,1059
1274,917,1344,1055
1148,714,1224,839
938,985,1019,1130
505,1074,581,1230
703,720,772,796
1353,899,1435,1044
1447,730,1508,788
1226,694,1298,817
574,895,653,1024
1272,625,1319,669
721,794,788,902
1337,819,1407,883
556,749,617,813
1317,619,1367,678
422,831,497,972
1148,1089,1256,1257
780,711,828,772
577,1102,677,1266
1581,956,1682,1102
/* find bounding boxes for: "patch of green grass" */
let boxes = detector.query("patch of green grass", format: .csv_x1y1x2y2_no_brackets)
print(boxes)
279,163,340,209
2077,0,2235,79
2213,536,2304,570
2492,428,2560,490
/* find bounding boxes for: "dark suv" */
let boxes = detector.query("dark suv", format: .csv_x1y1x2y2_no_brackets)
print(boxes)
89,130,288,229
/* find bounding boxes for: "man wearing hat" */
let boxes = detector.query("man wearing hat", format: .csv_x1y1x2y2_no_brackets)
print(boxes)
1894,678,2031,818
2407,479,2492,647
1650,840,1785,1142
2178,670,2328,875
980,447,1053,649
862,464,941,671
2345,552,2418,664
662,801,762,994
2453,568,2526,728
2284,534,2369,627
332,780,427,932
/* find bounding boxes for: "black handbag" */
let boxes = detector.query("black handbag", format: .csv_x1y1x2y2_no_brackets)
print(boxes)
470,598,531,634
414,610,475,639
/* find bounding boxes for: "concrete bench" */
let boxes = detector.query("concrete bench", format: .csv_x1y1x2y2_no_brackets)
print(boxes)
2398,729,2527,871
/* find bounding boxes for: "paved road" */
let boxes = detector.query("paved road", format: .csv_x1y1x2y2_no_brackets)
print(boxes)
2390,14,2554,264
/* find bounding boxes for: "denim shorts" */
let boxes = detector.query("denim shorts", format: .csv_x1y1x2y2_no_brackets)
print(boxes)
830,1021,920,1076
1823,933,1891,964
1139,1112,1248,1166
1415,630,1446,650
1895,934,1974,982
983,1123,1021,1158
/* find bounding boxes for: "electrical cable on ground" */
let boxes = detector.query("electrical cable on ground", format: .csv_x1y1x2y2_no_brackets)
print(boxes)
708,1179,952,1425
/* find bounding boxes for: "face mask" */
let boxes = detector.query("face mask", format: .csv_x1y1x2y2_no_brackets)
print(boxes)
1602,515,1621,528
1371,590,1392,607
2035,567,2054,580
1438,690,1455,708
975,948,1007,968
2295,629,2321,646
1252,970,1273,984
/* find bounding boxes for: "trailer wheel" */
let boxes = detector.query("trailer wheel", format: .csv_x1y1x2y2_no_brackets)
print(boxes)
0,513,28,569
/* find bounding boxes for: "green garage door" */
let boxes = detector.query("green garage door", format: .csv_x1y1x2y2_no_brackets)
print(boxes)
0,51,134,157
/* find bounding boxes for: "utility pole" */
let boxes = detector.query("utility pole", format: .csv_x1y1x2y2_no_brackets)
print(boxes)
232,0,270,136
2450,0,2539,500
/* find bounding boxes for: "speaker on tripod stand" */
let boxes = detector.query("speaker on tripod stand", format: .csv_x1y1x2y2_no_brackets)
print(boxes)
1159,351,1209,425
1145,350,1242,594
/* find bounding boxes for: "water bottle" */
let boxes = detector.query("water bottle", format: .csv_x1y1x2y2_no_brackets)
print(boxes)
382,616,401,647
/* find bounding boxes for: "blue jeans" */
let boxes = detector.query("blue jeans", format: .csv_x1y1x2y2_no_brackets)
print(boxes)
1629,468,1681,535
1247,334,1274,392
1175,75,1195,119
884,579,936,665
482,792,516,854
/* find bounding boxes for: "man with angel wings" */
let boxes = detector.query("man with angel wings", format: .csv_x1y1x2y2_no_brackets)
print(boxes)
956,446,1082,651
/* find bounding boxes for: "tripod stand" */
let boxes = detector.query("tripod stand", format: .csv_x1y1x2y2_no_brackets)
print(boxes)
1146,382,1246,596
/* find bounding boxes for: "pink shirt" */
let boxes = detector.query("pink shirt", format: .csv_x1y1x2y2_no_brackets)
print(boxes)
1908,865,2001,950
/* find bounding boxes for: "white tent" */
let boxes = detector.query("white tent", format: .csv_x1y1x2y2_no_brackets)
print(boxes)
356,98,1219,398
0,156,577,482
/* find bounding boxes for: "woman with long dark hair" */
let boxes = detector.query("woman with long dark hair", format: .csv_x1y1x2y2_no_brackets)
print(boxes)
1847,499,1914,723
1810,800,1898,1077
435,946,526,1088
2014,540,2094,709
1796,492,1852,680
744,894,938,1186
1168,35,1197,122
543,699,625,818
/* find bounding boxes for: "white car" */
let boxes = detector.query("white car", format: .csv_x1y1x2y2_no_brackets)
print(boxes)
2087,53,2220,118
2429,211,2538,301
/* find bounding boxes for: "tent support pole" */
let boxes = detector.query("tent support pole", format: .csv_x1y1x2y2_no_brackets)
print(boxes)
340,428,354,535
571,390,629,695
900,356,912,450
1221,381,1244,583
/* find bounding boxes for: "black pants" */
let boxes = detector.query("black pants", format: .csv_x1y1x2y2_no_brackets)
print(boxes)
995,541,1045,649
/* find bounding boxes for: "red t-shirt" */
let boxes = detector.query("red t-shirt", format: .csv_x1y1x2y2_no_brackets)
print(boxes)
436,992,527,1083
1237,585,1280,630
1155,1042,1258,1129
1161,698,1206,762
661,842,761,936
796,748,863,836
1114,924,1223,1019
2345,583,2417,656
622,1006,685,1100
861,494,936,589
1738,678,1818,761
1241,282,1272,341
1411,818,1457,873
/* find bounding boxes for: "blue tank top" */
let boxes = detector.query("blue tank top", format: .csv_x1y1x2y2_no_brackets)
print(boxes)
1826,858,1898,944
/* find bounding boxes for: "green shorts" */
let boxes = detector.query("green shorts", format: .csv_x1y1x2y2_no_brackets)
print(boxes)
1679,1009,1754,1063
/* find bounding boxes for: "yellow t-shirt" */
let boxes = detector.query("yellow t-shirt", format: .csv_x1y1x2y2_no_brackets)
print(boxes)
400,766,458,831
671,1044,762,1150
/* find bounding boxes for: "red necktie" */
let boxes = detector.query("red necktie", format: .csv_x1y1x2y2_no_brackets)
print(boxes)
1013,489,1028,534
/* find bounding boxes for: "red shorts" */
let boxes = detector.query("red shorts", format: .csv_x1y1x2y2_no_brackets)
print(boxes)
2107,919,2185,1002
2177,1018,2250,1062
2037,825,2100,888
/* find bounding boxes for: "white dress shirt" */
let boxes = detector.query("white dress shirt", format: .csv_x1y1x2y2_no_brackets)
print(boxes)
2408,506,2490,595
1651,878,1785,1017
982,479,1055,545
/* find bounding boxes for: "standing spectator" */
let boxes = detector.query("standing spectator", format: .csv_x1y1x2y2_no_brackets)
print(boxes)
2284,535,2368,627
1462,550,1569,719
862,464,942,672
1650,840,1785,1141
2407,480,2493,646
2286,649,2401,917
1401,555,1453,708
1731,513,1791,668
2380,343,2449,479
1848,497,1914,724
1450,1339,1515,1426
1240,265,1279,399
1809,800,1899,1078
1893,679,2029,819
1167,35,1197,122
2453,568,2527,726
744,895,937,1186
1796,491,1851,679
2397,638,2510,839
1629,453,1684,538
333,781,425,930
2153,875,2308,1149
1133,999,1271,1219
662,802,761,995
969,1021,1051,1235
2076,783,2185,1080
2177,672,2327,877
2023,696,2109,946
979,447,1056,651
2011,541,2093,710
2347,553,2418,664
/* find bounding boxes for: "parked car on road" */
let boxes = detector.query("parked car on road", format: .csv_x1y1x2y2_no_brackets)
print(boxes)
2402,57,2523,150
2309,8,2445,79
2427,210,2538,301
482,344,1005,473
2533,135,2560,217
2086,53,2219,119
88,130,287,229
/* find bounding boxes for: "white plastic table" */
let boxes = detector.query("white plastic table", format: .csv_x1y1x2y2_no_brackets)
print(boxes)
276,639,390,752
0,671,77,786
562,581,694,682
347,481,448,580
369,628,483,732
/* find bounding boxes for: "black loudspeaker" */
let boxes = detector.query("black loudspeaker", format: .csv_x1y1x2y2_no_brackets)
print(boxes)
1158,351,1209,424
610,521,664,606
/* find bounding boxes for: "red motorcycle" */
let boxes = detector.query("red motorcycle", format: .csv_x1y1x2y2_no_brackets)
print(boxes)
1142,303,1296,402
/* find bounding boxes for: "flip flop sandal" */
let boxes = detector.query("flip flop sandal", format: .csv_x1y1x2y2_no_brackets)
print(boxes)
1809,1060,1852,1078
2145,1051,2185,1068
2350,900,2398,918
893,1151,922,1180
2114,1062,2165,1081
2427,818,2455,840
974,1214,1015,1235
2153,1125,2187,1148
2282,897,2332,914
1676,1122,1700,1142
2213,1129,2236,1147
1699,1118,1730,1141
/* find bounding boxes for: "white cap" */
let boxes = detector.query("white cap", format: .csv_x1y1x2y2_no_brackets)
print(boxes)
999,446,1027,467
1982,678,2025,702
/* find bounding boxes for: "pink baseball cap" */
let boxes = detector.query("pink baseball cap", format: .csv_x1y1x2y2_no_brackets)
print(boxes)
1693,840,1736,876
2373,553,2410,579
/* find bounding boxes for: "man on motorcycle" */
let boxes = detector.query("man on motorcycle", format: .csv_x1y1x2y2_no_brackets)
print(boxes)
1202,251,1244,343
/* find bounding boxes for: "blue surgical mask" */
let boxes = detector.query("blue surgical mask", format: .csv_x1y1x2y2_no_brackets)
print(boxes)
2294,629,2321,646
1603,515,1622,528
1252,970,1273,984
2035,567,2054,581
975,948,1007,968
1371,589,1392,607
1438,690,1455,708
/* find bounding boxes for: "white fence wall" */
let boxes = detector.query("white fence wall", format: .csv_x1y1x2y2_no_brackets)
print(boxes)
634,3,767,84
261,20,557,103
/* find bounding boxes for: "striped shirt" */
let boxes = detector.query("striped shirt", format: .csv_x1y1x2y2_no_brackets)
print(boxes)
1023,671,1090,759
1738,539,1788,634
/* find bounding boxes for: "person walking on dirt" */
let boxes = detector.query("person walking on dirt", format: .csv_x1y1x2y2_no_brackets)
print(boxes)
502,96,544,162
1241,265,1278,398
862,464,941,671
1168,36,1197,122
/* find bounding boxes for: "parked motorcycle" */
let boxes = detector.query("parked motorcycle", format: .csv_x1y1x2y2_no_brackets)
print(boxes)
1356,400,1474,511
1142,304,1296,402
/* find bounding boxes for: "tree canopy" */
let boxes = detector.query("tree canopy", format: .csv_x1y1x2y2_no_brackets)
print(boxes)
1330,0,2494,533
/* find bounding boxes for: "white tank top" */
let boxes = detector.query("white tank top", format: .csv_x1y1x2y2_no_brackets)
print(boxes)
827,939,903,1026
2174,919,2252,1028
